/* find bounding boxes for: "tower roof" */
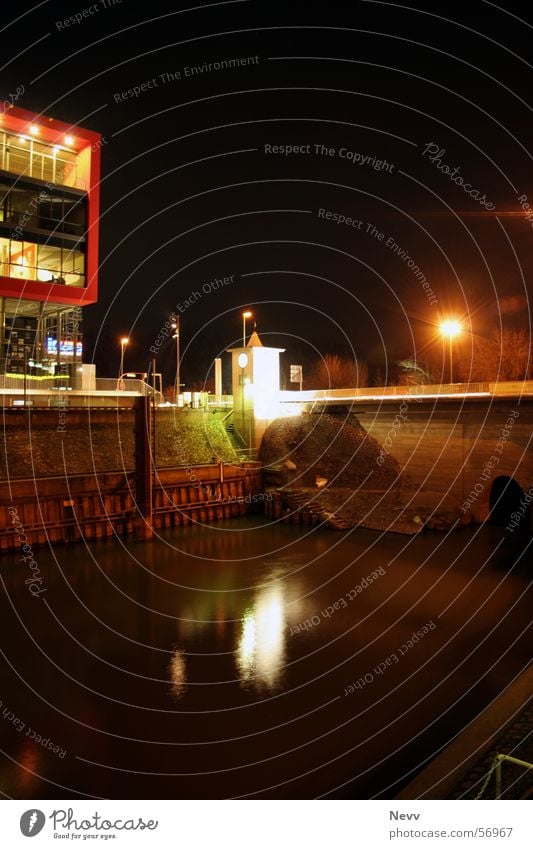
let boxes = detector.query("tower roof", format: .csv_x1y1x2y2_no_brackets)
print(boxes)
246,329,263,347
226,325,285,354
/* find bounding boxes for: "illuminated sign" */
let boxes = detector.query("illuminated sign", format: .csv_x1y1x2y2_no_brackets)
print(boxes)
46,336,82,356
290,365,303,383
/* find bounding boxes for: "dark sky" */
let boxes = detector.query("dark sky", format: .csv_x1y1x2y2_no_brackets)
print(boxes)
3,0,533,386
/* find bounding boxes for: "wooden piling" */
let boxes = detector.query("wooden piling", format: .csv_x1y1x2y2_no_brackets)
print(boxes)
0,462,264,552
134,396,153,541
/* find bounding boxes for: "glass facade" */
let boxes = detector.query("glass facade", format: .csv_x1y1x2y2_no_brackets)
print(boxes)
0,108,99,379
0,180,86,237
2,308,83,376
0,174,87,288
0,131,81,188
0,236,85,287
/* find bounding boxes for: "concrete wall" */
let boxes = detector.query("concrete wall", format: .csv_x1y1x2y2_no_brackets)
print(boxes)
356,398,533,517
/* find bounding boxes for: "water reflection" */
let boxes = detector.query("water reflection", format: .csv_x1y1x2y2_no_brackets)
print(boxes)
168,650,187,700
236,584,286,691
1,517,531,800
15,743,41,795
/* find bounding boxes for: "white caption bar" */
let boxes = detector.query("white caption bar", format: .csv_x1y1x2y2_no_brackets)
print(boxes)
1,799,530,848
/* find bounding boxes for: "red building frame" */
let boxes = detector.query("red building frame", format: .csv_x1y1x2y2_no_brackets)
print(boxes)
0,105,101,306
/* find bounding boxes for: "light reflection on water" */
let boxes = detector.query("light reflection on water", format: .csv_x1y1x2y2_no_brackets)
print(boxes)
0,517,531,799
236,583,286,691
168,650,187,700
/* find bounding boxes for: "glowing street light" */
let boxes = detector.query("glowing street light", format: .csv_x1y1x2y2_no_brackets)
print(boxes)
440,319,461,383
118,336,129,389
242,310,252,347
171,315,180,402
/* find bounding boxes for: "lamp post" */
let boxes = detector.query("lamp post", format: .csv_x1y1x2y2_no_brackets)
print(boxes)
118,336,129,389
171,315,180,403
238,352,248,437
242,310,252,347
440,320,461,384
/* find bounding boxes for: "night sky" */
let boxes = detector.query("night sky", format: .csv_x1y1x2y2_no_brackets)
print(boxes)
3,0,532,388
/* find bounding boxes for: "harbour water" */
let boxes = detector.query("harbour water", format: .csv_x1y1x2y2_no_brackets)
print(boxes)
0,517,530,799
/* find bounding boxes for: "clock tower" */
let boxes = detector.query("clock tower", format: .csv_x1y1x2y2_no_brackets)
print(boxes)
227,328,285,449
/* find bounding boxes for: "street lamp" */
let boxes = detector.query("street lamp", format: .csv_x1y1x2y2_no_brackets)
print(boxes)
118,336,129,389
171,315,180,403
238,352,248,435
242,310,252,347
440,320,461,383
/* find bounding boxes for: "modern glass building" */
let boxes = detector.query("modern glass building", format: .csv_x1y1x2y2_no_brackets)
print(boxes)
0,105,100,381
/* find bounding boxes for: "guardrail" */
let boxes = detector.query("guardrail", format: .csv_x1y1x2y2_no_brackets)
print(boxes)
476,753,533,799
0,374,71,391
279,380,533,403
95,377,156,395
0,375,165,406
3,378,533,410
206,394,233,407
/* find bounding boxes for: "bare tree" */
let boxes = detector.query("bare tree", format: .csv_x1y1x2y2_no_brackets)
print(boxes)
355,358,369,388
458,327,531,382
372,367,385,388
307,353,368,389
397,359,434,385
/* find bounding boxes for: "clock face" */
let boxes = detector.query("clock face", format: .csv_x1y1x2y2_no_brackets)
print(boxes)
237,353,248,369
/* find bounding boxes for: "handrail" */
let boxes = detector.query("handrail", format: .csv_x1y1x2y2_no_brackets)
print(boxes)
476,752,533,799
279,379,533,403
220,408,234,424
494,753,533,799
227,421,248,448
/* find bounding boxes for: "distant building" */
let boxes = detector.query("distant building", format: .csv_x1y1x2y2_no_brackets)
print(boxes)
0,105,100,384
227,327,285,448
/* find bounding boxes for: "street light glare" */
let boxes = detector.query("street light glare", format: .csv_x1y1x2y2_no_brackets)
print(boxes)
440,320,461,383
120,337,129,345
440,319,461,337
243,311,252,318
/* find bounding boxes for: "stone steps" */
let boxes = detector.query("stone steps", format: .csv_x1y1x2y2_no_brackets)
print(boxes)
278,487,353,530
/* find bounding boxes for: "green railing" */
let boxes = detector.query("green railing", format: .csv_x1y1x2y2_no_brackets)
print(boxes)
477,753,533,799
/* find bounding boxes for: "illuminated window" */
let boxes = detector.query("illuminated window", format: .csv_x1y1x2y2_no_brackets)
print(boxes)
0,236,85,287
0,237,9,275
36,244,62,281
62,245,85,287
10,241,37,279
0,132,82,189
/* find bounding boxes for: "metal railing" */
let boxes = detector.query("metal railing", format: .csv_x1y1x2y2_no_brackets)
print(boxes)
0,374,165,407
477,753,533,799
206,394,233,407
3,378,533,410
95,377,148,394
1,132,81,188
95,377,165,404
494,754,532,799
0,374,70,391
279,380,533,403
